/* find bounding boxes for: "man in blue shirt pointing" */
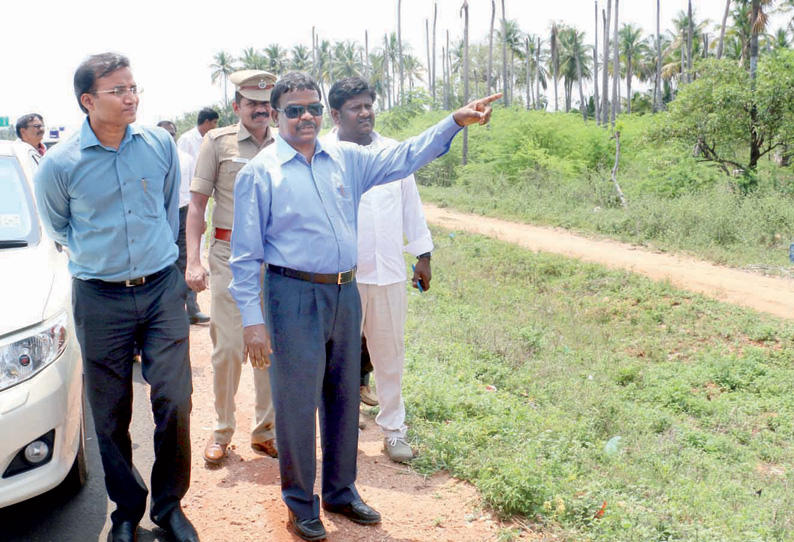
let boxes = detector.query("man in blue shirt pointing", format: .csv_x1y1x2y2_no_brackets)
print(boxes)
34,53,198,542
229,71,499,541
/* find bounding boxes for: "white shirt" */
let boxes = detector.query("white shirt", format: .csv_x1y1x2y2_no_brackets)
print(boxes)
323,129,434,286
178,149,195,208
177,126,204,161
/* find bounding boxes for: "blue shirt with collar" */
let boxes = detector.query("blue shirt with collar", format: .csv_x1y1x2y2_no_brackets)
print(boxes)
34,117,181,281
229,114,462,327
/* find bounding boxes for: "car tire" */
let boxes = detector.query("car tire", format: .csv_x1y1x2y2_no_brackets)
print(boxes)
61,388,88,494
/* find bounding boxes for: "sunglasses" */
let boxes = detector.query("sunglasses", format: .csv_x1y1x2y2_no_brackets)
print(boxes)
276,103,324,119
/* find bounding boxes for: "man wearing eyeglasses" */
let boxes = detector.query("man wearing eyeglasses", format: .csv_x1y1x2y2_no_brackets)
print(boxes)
186,70,279,466
15,113,47,166
34,53,198,542
229,71,500,541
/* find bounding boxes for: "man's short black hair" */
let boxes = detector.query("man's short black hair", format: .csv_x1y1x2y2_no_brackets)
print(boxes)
156,120,176,131
73,52,131,114
271,72,323,109
15,113,44,138
197,107,219,125
328,77,377,111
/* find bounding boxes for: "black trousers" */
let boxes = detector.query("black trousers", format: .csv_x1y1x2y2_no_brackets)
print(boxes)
72,265,192,524
177,205,202,316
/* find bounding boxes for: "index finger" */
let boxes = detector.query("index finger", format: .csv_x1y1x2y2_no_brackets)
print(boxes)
477,93,503,106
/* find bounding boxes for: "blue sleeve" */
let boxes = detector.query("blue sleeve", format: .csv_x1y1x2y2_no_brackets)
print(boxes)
33,156,70,246
163,135,181,241
350,115,462,193
229,163,270,327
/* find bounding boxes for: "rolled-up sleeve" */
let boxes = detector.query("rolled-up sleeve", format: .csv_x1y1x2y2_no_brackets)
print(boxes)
229,164,270,327
190,134,218,196
33,157,70,246
353,115,462,193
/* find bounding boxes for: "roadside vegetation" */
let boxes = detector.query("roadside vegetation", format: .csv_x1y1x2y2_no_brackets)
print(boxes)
398,227,794,541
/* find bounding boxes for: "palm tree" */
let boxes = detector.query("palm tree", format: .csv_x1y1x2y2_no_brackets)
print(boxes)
403,54,425,90
240,47,266,70
557,26,592,113
501,0,509,106
263,44,288,75
332,40,364,79
550,23,560,111
290,45,312,72
488,0,496,95
496,20,525,104
398,0,405,105
461,0,469,165
210,51,236,108
618,23,650,113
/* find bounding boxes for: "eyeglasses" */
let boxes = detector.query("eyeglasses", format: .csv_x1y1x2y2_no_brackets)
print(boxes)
28,124,44,130
276,103,324,119
92,85,143,98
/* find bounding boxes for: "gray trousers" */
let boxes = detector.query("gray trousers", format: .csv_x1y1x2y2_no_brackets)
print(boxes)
265,270,362,520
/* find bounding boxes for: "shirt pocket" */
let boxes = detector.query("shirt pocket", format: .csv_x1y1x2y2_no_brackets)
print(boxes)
138,174,165,220
219,159,246,192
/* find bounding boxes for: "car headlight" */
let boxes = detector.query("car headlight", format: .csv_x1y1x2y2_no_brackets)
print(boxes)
0,311,69,392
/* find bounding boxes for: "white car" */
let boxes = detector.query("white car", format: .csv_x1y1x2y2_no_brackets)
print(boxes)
0,141,87,508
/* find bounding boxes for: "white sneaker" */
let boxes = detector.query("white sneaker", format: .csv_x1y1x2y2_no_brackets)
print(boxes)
384,437,414,463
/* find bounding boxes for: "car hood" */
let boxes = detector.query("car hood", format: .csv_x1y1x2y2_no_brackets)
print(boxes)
0,240,66,337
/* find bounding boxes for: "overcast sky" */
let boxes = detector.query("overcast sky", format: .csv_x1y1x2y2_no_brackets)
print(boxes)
1,0,785,129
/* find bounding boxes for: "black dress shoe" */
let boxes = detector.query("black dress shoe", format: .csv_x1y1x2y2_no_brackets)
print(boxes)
322,499,381,525
288,510,327,541
189,312,210,325
154,507,199,542
110,520,138,542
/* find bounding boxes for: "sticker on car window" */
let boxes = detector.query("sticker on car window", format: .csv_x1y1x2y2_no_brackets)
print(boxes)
0,214,22,228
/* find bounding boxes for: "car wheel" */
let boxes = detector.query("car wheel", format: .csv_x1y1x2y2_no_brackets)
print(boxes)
61,388,88,493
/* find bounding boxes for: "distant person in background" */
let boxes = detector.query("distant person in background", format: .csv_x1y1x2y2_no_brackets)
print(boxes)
177,107,219,160
34,52,198,542
186,70,279,466
326,77,433,463
157,120,210,325
16,113,47,167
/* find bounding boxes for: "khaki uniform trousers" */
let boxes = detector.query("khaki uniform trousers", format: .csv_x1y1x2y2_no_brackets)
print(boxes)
209,237,275,445
358,281,408,439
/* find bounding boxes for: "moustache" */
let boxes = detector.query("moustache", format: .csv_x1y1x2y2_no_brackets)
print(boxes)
297,122,317,130
253,111,270,119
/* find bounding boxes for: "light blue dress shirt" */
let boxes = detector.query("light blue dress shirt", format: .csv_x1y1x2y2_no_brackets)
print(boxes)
34,118,180,281
229,114,462,327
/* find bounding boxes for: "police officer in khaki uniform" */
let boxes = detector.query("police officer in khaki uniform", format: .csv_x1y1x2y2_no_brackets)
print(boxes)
185,70,279,464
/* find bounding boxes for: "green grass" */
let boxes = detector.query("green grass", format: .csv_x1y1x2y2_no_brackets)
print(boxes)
399,227,794,541
377,107,794,271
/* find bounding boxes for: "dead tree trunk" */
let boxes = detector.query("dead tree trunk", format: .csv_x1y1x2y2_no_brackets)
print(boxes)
611,131,628,208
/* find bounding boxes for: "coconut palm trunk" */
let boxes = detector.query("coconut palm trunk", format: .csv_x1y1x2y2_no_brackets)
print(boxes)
611,0,619,125
575,34,587,122
601,0,611,126
488,0,495,95
432,2,438,103
655,0,663,111
398,0,404,104
594,0,600,124
501,0,509,105
717,0,731,59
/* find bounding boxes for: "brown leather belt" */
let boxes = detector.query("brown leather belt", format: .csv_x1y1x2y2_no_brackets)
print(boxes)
85,266,169,288
214,228,232,242
267,264,356,285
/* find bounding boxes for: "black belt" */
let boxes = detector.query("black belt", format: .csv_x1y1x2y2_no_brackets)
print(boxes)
85,267,169,288
267,264,356,285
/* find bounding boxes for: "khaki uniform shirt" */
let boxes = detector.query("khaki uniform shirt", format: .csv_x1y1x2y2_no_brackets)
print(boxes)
190,122,274,230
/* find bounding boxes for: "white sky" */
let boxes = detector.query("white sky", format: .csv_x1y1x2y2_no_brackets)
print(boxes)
1,0,782,129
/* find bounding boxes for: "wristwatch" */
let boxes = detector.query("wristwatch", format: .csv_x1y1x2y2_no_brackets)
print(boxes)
417,252,432,260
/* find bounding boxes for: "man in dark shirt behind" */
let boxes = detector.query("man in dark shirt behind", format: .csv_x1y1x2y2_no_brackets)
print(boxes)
34,52,198,542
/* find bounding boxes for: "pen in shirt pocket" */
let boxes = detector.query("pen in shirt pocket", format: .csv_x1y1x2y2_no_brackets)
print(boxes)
337,183,345,197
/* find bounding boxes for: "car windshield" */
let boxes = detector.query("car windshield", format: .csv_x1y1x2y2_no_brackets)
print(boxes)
0,156,39,246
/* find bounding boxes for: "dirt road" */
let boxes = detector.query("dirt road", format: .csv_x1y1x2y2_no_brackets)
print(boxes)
424,204,794,320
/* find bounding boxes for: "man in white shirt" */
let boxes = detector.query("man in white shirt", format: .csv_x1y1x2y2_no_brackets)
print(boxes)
158,120,209,324
15,113,47,169
177,107,219,160
326,77,433,463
